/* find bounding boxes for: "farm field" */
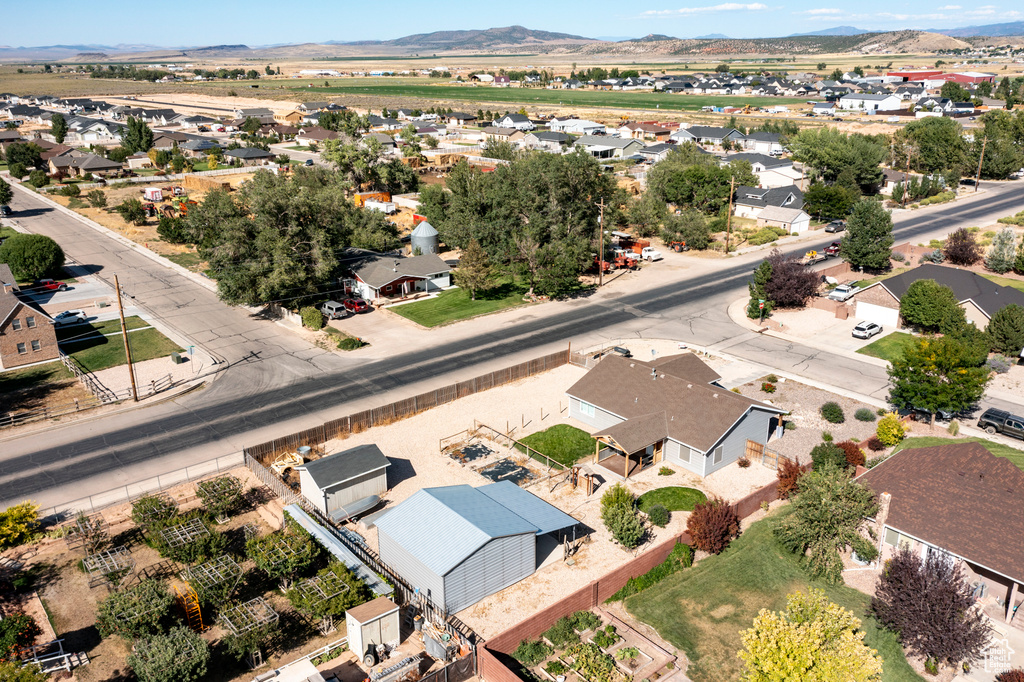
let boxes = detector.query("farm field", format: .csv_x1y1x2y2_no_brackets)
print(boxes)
291,79,808,112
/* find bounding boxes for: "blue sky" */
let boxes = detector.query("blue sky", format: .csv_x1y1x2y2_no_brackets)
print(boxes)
3,0,1022,46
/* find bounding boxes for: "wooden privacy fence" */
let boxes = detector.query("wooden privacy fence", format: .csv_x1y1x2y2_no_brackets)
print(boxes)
244,350,569,464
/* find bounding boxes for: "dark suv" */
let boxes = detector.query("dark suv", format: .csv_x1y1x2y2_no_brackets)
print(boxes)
976,408,1024,440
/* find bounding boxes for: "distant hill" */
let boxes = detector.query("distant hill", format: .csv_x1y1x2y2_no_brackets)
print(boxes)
929,21,1024,37
633,34,677,42
791,26,871,37
695,33,730,39
335,25,595,50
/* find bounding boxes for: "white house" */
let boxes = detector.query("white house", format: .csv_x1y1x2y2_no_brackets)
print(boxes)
837,93,902,112
549,118,606,135
349,253,452,302
492,113,535,131
756,206,811,234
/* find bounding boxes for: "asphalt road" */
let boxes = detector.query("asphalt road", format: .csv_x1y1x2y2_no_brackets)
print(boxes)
2,180,1023,508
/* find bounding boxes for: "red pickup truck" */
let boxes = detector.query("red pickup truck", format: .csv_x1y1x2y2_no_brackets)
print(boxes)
35,279,68,292
825,241,841,257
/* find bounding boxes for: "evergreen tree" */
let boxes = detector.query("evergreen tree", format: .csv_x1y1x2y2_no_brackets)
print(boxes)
120,116,154,154
455,239,491,300
50,114,68,144
840,200,894,270
747,259,773,319
985,228,1018,274
986,304,1024,356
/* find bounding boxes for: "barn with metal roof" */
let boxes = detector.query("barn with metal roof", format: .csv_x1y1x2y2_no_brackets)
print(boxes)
374,482,577,614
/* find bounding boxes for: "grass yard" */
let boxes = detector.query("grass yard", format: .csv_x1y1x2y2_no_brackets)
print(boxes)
164,251,205,271
856,332,918,363
516,424,599,468
0,225,19,241
61,327,182,373
893,436,1024,470
637,487,707,513
626,509,921,682
56,315,149,342
296,79,807,113
853,267,909,290
983,273,1024,294
285,145,311,151
390,280,529,327
0,362,73,395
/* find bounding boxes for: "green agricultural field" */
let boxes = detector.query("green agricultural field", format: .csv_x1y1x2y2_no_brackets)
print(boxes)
626,509,921,682
292,79,807,112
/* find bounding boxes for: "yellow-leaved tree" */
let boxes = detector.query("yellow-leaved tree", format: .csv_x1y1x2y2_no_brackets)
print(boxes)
738,588,883,682
0,501,40,549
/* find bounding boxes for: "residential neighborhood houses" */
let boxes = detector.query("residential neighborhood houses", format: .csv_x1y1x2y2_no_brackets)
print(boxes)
2,44,1024,682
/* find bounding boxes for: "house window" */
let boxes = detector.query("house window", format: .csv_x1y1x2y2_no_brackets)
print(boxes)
579,401,596,418
884,528,912,549
11,318,21,331
26,316,35,328
713,446,724,465
16,342,27,354
31,340,41,351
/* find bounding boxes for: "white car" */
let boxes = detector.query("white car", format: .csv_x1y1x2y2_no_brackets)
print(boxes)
828,284,860,302
53,310,86,326
852,321,883,339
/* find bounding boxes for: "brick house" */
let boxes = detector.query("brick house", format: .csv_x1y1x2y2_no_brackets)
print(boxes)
857,443,1023,627
0,264,59,369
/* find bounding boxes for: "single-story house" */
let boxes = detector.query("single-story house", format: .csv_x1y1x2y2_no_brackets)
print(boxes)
126,152,153,170
0,264,58,369
724,153,803,189
375,481,578,613
522,131,572,152
349,253,451,302
566,353,786,479
445,112,477,125
812,102,837,116
637,143,675,163
671,126,744,146
273,110,305,125
492,113,534,131
361,132,397,151
179,139,221,157
152,132,188,151
295,126,341,145
740,131,784,155
837,93,902,112
574,135,644,160
549,118,605,135
297,444,390,520
857,443,1023,625
224,147,276,166
733,185,804,219
850,263,1024,331
756,206,811,234
618,123,671,141
233,107,275,124
482,126,526,144
47,151,123,177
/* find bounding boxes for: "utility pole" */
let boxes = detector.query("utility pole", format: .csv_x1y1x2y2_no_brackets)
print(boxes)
725,175,735,254
114,274,139,402
599,198,605,288
974,136,987,194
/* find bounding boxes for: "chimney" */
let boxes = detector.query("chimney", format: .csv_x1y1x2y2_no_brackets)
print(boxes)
874,492,892,554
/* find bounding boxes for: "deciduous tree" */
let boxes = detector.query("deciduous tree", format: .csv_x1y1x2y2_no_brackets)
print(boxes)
0,178,12,206
763,248,820,308
661,208,712,250
789,128,886,192
0,234,64,281
803,182,858,221
899,279,962,331
454,239,491,300
943,227,982,265
739,588,883,682
888,336,991,416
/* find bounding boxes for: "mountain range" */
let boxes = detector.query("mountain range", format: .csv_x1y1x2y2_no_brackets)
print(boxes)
928,21,1024,37
790,26,871,37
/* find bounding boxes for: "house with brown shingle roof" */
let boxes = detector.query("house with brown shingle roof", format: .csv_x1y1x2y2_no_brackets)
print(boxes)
566,353,786,479
856,442,1024,626
0,264,58,369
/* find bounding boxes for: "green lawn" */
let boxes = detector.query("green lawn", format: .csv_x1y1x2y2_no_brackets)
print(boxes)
56,315,149,342
983,273,1024,294
852,267,909,290
637,487,707,513
0,226,19,240
61,327,182,373
164,252,205,271
294,79,807,113
856,332,918,363
390,281,529,327
516,424,599,468
894,436,1024,470
285,145,311,151
626,509,922,682
0,362,74,395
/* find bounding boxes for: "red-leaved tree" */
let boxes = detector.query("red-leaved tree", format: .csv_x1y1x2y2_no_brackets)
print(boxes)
836,441,866,468
686,497,739,554
764,249,821,308
943,228,982,266
872,547,990,669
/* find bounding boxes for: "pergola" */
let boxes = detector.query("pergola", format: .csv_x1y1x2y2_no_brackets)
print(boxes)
180,555,242,598
160,518,210,549
220,597,279,636
83,546,135,588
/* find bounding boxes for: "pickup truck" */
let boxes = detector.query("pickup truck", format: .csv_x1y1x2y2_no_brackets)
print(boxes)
976,408,1024,440
638,246,663,262
799,250,828,266
824,241,842,257
828,284,861,301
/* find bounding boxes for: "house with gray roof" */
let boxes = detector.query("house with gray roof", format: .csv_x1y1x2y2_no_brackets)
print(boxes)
224,147,275,165
566,353,786,479
493,113,535,131
375,481,577,613
574,135,644,159
523,130,572,152
348,253,451,302
733,185,804,219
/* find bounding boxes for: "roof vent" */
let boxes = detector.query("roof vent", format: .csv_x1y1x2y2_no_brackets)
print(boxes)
687,384,692,389
713,393,719,399
630,363,635,368
635,397,638,403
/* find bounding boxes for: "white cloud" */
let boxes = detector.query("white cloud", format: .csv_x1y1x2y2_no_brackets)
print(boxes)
965,5,997,15
936,4,961,8
794,7,843,14
642,2,768,16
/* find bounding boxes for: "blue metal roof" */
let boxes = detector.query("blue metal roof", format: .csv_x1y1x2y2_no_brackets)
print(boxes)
375,485,541,576
478,481,578,536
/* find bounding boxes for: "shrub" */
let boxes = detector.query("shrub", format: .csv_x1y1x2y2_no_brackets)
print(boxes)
996,670,1024,682
85,189,107,208
748,228,781,246
0,613,40,662
58,183,80,197
891,250,906,262
153,519,226,564
28,170,49,188
543,617,580,647
658,466,674,476
876,412,906,447
919,249,944,264
784,420,796,431
647,505,669,527
592,625,619,649
854,408,876,422
616,647,640,661
876,408,888,416
686,498,739,554
986,356,1013,374
571,610,602,632
836,440,866,468
338,336,365,350
866,436,886,452
607,542,692,601
96,579,175,639
776,458,806,500
544,661,567,676
810,442,847,470
131,494,178,526
7,162,26,179
605,504,645,549
600,483,635,523
300,306,325,330
821,431,834,442
157,216,189,244
127,626,210,682
737,456,751,468
948,420,960,436
765,374,779,383
513,639,552,667
0,234,65,281
0,502,40,549
820,402,845,424
760,382,776,393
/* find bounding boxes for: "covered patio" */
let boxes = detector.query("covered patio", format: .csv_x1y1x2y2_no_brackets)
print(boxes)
593,413,666,480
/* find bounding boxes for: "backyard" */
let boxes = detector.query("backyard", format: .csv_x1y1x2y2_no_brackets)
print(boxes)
516,424,599,468
625,509,921,682
61,324,182,373
389,280,530,327
856,332,918,363
636,487,707,513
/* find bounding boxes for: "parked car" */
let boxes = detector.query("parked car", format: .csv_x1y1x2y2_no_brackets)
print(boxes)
319,300,349,320
53,310,86,326
898,406,958,423
976,408,1024,440
851,321,882,339
0,205,12,217
304,159,314,166
34,279,68,292
828,284,860,302
824,241,842,257
343,297,369,313
824,220,846,233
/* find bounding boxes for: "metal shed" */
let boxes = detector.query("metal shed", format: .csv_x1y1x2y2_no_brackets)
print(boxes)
298,444,390,518
375,482,577,614
346,596,400,665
